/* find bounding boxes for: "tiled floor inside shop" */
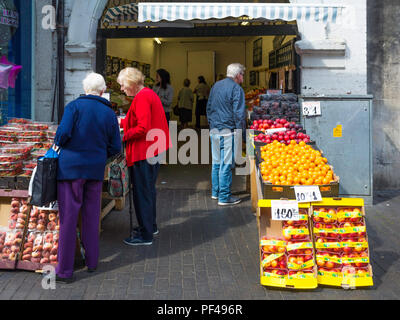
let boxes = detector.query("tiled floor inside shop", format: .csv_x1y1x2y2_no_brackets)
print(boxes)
0,164,399,300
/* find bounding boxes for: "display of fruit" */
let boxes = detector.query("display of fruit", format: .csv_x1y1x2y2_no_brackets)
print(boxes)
259,141,334,186
0,168,23,177
17,136,47,143
0,135,17,142
0,141,13,147
8,198,30,230
23,160,37,169
314,237,342,254
8,118,32,124
42,232,58,264
341,251,369,268
337,207,363,223
282,225,310,241
313,222,340,239
0,144,33,155
341,237,368,254
0,152,28,162
338,221,366,238
250,119,304,133
287,254,314,270
25,123,49,131
313,207,337,224
260,236,286,254
17,131,47,137
254,130,311,145
1,231,23,261
0,128,18,137
316,252,342,269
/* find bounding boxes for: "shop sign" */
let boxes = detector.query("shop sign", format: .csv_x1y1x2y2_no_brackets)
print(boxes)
271,200,299,221
0,9,19,28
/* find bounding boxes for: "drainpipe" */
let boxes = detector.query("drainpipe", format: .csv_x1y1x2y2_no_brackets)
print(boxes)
56,0,64,124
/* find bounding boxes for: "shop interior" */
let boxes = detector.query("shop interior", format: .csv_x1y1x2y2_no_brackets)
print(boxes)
103,32,299,127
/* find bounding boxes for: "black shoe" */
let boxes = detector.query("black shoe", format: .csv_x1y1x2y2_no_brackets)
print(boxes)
56,275,74,284
87,267,97,273
123,236,153,246
133,226,159,235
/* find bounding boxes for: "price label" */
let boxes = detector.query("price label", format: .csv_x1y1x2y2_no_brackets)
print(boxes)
302,101,321,116
294,186,322,203
266,128,287,134
271,200,299,221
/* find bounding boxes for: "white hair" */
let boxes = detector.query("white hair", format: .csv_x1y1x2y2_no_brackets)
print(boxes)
226,63,245,78
82,72,107,95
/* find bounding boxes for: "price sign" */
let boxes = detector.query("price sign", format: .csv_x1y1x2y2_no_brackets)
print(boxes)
271,200,299,221
266,128,287,134
302,101,321,116
294,186,322,203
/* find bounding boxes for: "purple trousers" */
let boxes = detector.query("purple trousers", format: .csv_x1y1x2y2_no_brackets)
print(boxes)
56,179,102,278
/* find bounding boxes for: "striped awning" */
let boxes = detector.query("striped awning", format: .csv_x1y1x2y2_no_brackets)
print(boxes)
103,3,138,24
138,2,345,24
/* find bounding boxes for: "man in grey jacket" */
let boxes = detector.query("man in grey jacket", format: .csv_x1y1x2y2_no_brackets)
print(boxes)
206,63,246,206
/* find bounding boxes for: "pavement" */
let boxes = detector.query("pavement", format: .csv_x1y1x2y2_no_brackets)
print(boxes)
0,163,400,300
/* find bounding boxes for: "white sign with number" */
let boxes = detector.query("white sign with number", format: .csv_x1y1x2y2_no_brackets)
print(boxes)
302,101,321,116
294,186,322,203
266,128,287,134
271,200,299,221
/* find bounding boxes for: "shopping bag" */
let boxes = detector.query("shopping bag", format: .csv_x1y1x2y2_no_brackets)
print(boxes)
29,146,60,206
173,105,180,116
107,154,129,198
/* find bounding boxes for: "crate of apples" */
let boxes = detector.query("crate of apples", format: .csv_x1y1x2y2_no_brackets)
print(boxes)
250,119,304,132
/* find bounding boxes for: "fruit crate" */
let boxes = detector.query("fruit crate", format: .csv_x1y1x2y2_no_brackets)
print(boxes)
311,198,373,288
258,200,318,289
254,146,339,200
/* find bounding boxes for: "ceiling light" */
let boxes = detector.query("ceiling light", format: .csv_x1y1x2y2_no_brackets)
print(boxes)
241,21,249,26
154,38,162,44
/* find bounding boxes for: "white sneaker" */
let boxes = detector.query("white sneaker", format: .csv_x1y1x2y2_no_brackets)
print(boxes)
211,195,218,200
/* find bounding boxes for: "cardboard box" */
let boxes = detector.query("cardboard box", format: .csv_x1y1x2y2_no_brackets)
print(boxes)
0,190,30,270
311,198,373,288
258,200,318,289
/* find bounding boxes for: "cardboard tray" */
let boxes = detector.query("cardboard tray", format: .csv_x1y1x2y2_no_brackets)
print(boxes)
311,198,373,288
258,200,318,289
0,190,31,270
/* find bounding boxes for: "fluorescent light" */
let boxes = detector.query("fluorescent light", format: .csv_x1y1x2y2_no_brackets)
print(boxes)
154,38,162,44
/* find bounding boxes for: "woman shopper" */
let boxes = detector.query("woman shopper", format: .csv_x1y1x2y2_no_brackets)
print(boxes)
54,73,122,283
153,68,174,124
194,76,210,129
118,67,171,246
177,78,194,129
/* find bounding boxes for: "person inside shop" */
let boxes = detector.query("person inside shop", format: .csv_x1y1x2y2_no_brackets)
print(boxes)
153,68,174,125
177,78,194,129
206,63,246,206
118,67,171,246
54,72,122,283
193,75,210,130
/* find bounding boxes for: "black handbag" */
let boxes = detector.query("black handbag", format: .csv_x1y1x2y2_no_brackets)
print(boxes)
30,148,59,206
173,105,180,116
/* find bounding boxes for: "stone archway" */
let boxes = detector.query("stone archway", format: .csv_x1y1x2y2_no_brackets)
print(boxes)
64,0,108,103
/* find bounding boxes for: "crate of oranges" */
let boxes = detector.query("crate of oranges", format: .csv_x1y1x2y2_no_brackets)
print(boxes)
256,140,339,199
311,198,373,287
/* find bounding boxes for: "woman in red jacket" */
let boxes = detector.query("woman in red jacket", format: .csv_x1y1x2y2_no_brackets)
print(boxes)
118,67,171,245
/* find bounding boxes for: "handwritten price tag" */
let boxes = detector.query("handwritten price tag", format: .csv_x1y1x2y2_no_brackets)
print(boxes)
266,128,287,134
271,200,299,221
302,101,321,116
294,186,322,203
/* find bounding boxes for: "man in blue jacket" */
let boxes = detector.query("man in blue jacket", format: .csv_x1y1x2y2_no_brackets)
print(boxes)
54,73,121,283
206,63,246,206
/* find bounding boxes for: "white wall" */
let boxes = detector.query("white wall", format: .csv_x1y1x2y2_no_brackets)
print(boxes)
158,40,246,107
107,38,158,78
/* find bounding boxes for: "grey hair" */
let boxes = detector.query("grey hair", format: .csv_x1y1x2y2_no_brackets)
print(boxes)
83,72,107,95
226,63,245,78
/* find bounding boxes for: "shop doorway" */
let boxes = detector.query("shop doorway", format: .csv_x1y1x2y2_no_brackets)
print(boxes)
96,22,300,126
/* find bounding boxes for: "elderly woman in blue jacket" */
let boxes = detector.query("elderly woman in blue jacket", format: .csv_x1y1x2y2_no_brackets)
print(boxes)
54,73,121,283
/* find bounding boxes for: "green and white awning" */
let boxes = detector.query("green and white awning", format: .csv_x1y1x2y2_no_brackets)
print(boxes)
103,3,138,24
138,2,345,24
